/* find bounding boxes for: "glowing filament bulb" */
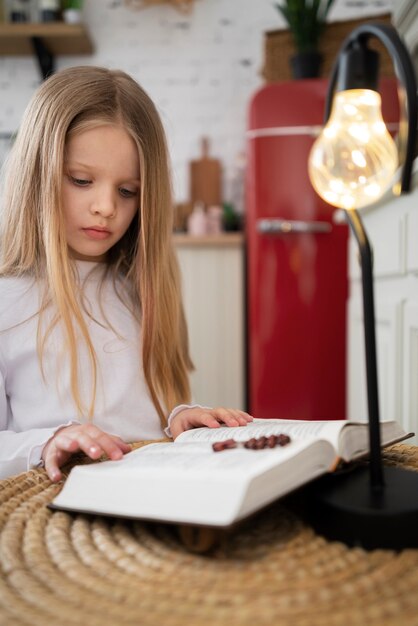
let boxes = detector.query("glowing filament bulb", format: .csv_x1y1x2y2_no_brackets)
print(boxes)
308,89,398,210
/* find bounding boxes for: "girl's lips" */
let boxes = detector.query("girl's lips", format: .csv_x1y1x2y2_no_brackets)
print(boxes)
82,228,111,241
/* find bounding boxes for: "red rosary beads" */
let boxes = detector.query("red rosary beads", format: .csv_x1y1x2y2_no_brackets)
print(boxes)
212,434,291,452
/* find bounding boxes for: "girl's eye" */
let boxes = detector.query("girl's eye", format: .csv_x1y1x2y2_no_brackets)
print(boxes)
70,176,91,187
119,187,137,199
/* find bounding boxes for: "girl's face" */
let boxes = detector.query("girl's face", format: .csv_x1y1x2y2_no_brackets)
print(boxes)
62,124,140,262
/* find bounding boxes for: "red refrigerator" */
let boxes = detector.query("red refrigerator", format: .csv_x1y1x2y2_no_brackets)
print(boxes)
246,78,400,421
246,79,348,421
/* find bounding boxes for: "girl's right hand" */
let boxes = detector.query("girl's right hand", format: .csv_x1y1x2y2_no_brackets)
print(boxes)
41,423,132,483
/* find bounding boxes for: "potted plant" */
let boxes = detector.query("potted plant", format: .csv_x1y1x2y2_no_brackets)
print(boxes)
275,0,335,78
62,0,83,24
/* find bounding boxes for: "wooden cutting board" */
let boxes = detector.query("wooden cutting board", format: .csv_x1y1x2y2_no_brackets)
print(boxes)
190,137,222,207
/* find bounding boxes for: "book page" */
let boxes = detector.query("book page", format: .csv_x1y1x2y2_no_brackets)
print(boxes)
176,418,347,450
338,420,410,461
64,439,321,479
51,438,334,527
176,419,409,461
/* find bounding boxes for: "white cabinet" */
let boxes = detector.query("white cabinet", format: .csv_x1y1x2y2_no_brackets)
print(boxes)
174,234,245,410
347,173,418,444
348,296,402,426
403,301,418,438
393,0,418,72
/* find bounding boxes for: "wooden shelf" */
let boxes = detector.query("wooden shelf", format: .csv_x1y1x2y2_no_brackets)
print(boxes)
0,22,94,56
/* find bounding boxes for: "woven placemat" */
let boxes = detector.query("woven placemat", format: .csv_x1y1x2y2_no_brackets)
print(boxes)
1,444,418,626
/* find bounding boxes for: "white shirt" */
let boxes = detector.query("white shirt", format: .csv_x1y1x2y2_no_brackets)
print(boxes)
0,261,183,479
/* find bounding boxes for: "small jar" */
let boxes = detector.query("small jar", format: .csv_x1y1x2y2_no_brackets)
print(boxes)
9,0,31,22
39,0,60,22
206,205,223,234
63,7,81,23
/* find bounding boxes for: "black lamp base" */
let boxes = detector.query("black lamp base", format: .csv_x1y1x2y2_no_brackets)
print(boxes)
305,464,418,550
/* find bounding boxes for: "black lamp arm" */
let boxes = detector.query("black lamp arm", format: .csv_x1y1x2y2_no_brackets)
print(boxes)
324,22,417,194
344,210,383,489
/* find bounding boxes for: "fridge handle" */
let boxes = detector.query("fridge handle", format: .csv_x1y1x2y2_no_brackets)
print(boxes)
256,218,332,234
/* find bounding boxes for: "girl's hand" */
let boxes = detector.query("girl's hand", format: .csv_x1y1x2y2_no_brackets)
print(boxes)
41,424,132,483
170,407,253,439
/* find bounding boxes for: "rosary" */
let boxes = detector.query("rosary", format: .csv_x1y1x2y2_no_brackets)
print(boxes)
212,434,291,452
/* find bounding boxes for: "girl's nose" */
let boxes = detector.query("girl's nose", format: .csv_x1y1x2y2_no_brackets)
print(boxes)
90,189,116,218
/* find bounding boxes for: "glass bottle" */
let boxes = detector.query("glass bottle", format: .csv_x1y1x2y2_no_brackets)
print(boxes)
187,202,207,236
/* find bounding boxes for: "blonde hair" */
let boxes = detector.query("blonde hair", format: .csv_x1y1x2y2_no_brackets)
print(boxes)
0,65,192,427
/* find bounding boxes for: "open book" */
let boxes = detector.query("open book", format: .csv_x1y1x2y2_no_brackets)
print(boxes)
50,418,411,527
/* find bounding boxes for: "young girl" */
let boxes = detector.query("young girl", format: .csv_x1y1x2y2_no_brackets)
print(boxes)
0,66,252,483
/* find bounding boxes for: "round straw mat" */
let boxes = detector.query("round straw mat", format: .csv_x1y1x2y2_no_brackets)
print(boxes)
1,443,418,626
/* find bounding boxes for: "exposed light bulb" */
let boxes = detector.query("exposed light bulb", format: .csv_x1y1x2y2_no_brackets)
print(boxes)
308,89,399,210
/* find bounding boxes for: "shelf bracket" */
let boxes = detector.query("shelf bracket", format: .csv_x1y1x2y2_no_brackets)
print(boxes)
31,36,54,80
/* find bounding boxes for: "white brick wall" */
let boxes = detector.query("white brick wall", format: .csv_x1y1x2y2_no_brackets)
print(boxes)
0,0,393,201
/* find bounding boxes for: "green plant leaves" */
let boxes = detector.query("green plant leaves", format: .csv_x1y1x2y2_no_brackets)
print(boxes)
274,0,336,52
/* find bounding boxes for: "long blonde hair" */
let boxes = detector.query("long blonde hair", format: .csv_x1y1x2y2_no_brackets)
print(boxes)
0,66,192,427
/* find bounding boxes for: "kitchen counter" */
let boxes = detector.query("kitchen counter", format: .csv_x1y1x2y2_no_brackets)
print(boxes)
173,232,244,247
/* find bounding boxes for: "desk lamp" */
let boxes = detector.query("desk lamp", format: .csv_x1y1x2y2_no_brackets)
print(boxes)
307,22,418,550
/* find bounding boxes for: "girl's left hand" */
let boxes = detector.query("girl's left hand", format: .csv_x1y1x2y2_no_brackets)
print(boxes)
170,407,253,439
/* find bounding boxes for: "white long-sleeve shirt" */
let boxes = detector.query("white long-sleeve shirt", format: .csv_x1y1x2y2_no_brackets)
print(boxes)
0,261,182,479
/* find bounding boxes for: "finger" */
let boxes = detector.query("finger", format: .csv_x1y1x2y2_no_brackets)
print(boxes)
44,446,63,483
52,432,81,453
69,425,130,458
213,409,254,426
237,410,254,423
55,448,66,464
64,432,106,460
57,428,129,460
95,433,127,460
109,435,132,454
228,410,253,425
210,408,242,427
190,411,222,429
203,418,222,429
77,428,127,460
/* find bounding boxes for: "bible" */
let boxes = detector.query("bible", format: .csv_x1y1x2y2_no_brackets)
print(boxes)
50,418,412,527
